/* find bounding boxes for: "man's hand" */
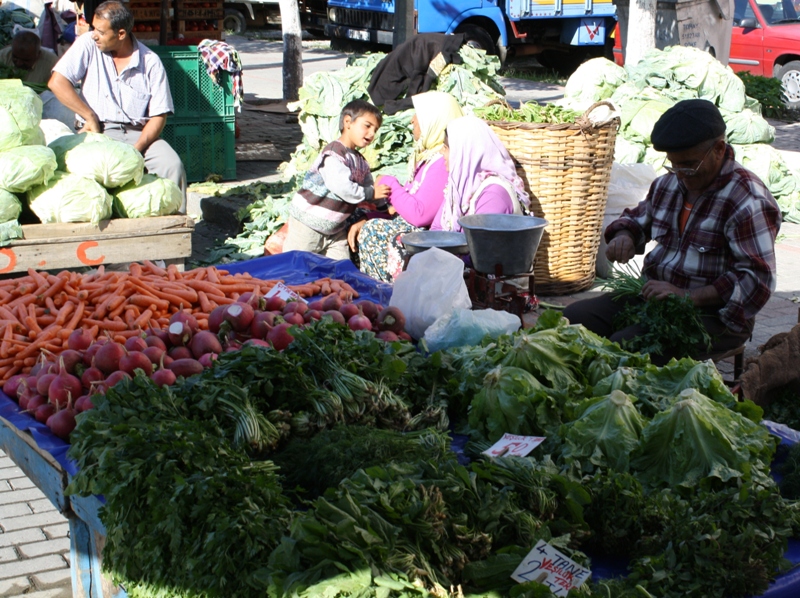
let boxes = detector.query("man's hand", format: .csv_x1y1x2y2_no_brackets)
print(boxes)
606,232,636,263
48,72,100,132
374,184,391,201
641,280,683,302
348,220,366,252
134,115,167,155
79,114,102,133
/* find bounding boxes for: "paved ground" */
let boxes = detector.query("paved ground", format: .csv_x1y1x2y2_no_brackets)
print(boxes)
0,450,71,597
2,36,800,597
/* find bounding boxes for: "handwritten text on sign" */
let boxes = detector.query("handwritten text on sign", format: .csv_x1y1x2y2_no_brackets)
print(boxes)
511,540,591,596
482,433,545,458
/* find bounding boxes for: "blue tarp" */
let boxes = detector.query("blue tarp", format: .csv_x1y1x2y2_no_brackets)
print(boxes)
223,251,393,306
1,252,800,595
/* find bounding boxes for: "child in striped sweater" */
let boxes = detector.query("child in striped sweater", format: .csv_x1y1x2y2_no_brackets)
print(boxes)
283,99,391,260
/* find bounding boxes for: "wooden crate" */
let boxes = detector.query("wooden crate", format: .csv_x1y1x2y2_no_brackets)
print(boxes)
0,215,194,274
175,0,222,40
130,0,173,39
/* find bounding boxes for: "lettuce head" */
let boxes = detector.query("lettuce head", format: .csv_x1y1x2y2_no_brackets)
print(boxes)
563,390,646,471
28,171,113,224
468,365,549,442
0,145,57,193
64,138,144,188
500,328,582,390
630,388,776,488
114,174,182,218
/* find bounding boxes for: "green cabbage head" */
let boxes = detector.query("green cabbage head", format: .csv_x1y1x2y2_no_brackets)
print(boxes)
48,132,109,171
0,82,43,151
0,190,22,224
64,138,144,188
28,172,113,224
0,145,57,193
114,174,182,218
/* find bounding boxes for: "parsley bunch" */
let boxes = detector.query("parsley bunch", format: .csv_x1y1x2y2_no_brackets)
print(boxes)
605,263,711,357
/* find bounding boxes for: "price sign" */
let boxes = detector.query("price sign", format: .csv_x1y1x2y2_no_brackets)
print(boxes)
511,540,591,596
265,282,307,304
482,433,545,458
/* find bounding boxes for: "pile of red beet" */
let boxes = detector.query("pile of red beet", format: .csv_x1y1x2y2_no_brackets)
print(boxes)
1,293,407,441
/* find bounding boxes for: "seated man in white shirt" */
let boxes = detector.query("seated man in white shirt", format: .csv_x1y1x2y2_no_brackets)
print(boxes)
48,0,186,210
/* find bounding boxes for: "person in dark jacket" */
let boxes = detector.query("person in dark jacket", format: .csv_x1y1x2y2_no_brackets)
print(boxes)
367,33,467,115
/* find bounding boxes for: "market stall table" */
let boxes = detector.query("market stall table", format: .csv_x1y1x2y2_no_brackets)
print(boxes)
1,252,800,598
0,216,194,274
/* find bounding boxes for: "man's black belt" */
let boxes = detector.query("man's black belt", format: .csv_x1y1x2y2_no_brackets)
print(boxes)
102,122,144,133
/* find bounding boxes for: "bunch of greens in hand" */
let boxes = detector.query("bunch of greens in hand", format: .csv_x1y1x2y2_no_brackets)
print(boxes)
605,262,712,358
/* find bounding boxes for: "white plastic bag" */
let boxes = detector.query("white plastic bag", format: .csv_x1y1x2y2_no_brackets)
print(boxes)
389,247,472,339
596,162,658,278
423,308,521,353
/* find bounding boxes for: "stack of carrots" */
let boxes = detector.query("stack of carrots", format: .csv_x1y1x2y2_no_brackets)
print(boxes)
0,261,360,380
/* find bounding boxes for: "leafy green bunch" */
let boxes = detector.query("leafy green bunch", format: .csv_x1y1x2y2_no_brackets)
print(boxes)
736,71,791,119
66,377,293,597
473,102,581,124
268,456,590,597
603,263,712,357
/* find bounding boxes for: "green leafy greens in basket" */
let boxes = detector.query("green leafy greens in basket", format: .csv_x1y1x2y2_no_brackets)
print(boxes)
474,101,581,123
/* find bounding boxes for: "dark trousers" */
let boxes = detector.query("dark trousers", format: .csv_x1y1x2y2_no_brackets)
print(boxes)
562,293,752,366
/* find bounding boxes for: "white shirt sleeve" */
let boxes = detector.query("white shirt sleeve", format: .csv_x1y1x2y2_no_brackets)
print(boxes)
52,30,92,84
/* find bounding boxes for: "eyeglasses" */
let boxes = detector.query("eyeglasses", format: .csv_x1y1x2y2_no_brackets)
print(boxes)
664,144,716,177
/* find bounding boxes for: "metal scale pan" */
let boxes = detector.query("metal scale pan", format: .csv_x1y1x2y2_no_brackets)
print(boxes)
401,231,470,256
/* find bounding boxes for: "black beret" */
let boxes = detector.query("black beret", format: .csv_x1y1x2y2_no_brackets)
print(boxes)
650,99,726,152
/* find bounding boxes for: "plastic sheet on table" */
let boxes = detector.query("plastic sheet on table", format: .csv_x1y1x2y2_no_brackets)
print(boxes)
223,251,393,306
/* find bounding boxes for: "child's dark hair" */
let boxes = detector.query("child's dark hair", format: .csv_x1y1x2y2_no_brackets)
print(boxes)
339,100,383,132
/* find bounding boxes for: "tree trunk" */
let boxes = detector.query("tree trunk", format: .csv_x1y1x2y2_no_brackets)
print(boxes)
626,0,657,66
278,0,303,101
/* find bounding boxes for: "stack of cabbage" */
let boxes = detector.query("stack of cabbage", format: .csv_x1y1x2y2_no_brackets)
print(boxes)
557,46,800,223
0,79,181,240
0,81,54,244
45,132,181,221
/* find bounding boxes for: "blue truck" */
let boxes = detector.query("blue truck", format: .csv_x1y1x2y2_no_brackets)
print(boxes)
324,0,616,71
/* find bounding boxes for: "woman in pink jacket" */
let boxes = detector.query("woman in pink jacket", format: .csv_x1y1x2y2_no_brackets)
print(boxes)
431,115,530,232
349,91,462,282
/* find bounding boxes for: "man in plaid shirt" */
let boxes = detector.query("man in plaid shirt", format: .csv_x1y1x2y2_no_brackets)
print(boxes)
564,99,781,365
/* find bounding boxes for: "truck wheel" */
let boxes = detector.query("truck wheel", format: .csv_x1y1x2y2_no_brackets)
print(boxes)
457,24,498,57
223,9,247,35
778,61,800,109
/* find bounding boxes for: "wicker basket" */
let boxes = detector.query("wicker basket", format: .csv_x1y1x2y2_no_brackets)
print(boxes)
485,101,619,295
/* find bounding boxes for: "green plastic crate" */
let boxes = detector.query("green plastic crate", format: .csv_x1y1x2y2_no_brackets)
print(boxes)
151,45,235,120
162,117,236,183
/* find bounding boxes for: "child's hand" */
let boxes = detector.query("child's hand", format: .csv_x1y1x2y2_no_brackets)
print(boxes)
374,184,391,200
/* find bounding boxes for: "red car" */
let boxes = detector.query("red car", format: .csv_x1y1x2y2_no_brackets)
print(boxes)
730,0,800,109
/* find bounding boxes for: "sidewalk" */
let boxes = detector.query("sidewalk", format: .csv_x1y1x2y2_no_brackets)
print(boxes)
0,449,71,597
